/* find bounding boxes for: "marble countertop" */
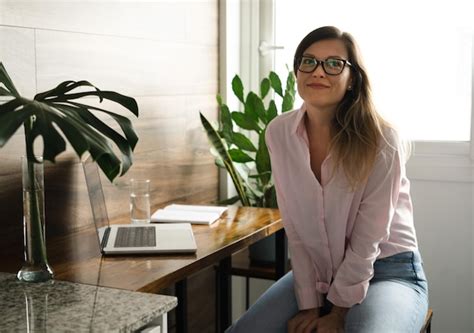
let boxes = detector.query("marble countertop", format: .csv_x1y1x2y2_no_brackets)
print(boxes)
0,272,177,332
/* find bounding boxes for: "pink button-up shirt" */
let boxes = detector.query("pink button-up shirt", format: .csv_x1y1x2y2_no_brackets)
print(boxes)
265,104,418,309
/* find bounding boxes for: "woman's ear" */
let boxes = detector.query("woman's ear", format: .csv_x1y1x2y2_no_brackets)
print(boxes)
347,78,353,91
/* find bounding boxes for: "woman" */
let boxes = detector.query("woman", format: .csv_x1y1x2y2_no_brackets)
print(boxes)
227,26,429,333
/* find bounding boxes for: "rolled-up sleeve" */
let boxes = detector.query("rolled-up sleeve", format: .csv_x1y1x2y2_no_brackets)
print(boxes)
266,127,324,309
327,147,402,307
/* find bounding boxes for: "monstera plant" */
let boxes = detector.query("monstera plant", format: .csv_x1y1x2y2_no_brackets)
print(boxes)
0,62,139,282
200,70,295,208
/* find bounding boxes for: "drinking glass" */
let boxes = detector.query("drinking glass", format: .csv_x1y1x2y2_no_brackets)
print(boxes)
129,179,151,224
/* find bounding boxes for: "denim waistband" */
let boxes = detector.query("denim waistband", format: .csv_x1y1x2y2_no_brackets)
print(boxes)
377,250,423,264
372,250,427,284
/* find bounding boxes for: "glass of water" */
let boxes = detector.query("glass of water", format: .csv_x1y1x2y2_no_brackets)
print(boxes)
129,179,151,224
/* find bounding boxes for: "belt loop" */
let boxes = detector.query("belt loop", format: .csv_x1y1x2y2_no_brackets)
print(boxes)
411,251,420,282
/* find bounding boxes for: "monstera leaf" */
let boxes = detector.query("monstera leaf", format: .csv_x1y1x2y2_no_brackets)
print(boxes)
0,62,138,181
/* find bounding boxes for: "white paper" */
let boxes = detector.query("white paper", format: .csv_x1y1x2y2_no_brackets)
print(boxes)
151,209,221,225
151,204,228,225
164,204,227,215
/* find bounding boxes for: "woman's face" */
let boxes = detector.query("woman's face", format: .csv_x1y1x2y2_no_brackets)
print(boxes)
296,39,352,113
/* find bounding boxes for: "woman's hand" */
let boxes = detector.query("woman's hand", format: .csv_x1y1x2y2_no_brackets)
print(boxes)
310,311,345,333
287,308,319,333
287,306,347,333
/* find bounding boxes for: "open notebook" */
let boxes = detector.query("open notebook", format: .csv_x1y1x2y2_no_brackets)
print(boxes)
82,155,197,255
151,204,228,225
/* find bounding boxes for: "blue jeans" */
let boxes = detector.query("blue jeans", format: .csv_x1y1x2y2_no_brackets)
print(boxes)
226,251,429,333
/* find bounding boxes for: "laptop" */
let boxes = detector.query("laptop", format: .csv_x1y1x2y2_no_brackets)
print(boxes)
81,155,197,255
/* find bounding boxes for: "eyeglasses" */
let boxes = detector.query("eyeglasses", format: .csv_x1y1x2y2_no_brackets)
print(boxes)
298,56,352,75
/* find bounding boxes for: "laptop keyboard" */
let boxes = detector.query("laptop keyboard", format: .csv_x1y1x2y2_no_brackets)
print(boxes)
114,227,156,247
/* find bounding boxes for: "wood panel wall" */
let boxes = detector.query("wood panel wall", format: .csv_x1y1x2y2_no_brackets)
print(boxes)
0,1,219,331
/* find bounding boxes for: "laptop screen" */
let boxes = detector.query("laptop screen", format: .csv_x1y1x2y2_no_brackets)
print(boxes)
81,155,110,248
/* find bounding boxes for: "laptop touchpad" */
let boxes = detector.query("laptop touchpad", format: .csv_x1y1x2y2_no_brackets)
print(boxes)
156,230,194,249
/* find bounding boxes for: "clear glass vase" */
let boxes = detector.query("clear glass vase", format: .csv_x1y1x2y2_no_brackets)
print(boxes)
23,285,50,331
17,156,54,282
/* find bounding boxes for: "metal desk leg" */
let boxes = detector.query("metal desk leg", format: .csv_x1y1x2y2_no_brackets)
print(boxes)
216,256,232,333
245,276,250,310
275,229,288,279
175,279,187,333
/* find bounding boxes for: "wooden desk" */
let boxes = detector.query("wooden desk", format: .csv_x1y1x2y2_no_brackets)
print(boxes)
27,206,283,332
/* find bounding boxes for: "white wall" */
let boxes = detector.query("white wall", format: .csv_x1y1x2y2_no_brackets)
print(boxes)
411,179,473,332
408,157,474,333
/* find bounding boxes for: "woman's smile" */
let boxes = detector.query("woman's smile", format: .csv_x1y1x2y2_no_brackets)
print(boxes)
306,82,330,89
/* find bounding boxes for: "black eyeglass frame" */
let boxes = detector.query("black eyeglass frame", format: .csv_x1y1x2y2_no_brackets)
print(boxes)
297,56,352,76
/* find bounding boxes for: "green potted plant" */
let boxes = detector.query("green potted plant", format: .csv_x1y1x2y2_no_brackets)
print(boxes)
0,62,139,282
200,70,295,263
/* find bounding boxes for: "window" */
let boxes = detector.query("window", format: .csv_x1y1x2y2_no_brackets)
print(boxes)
273,0,474,142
